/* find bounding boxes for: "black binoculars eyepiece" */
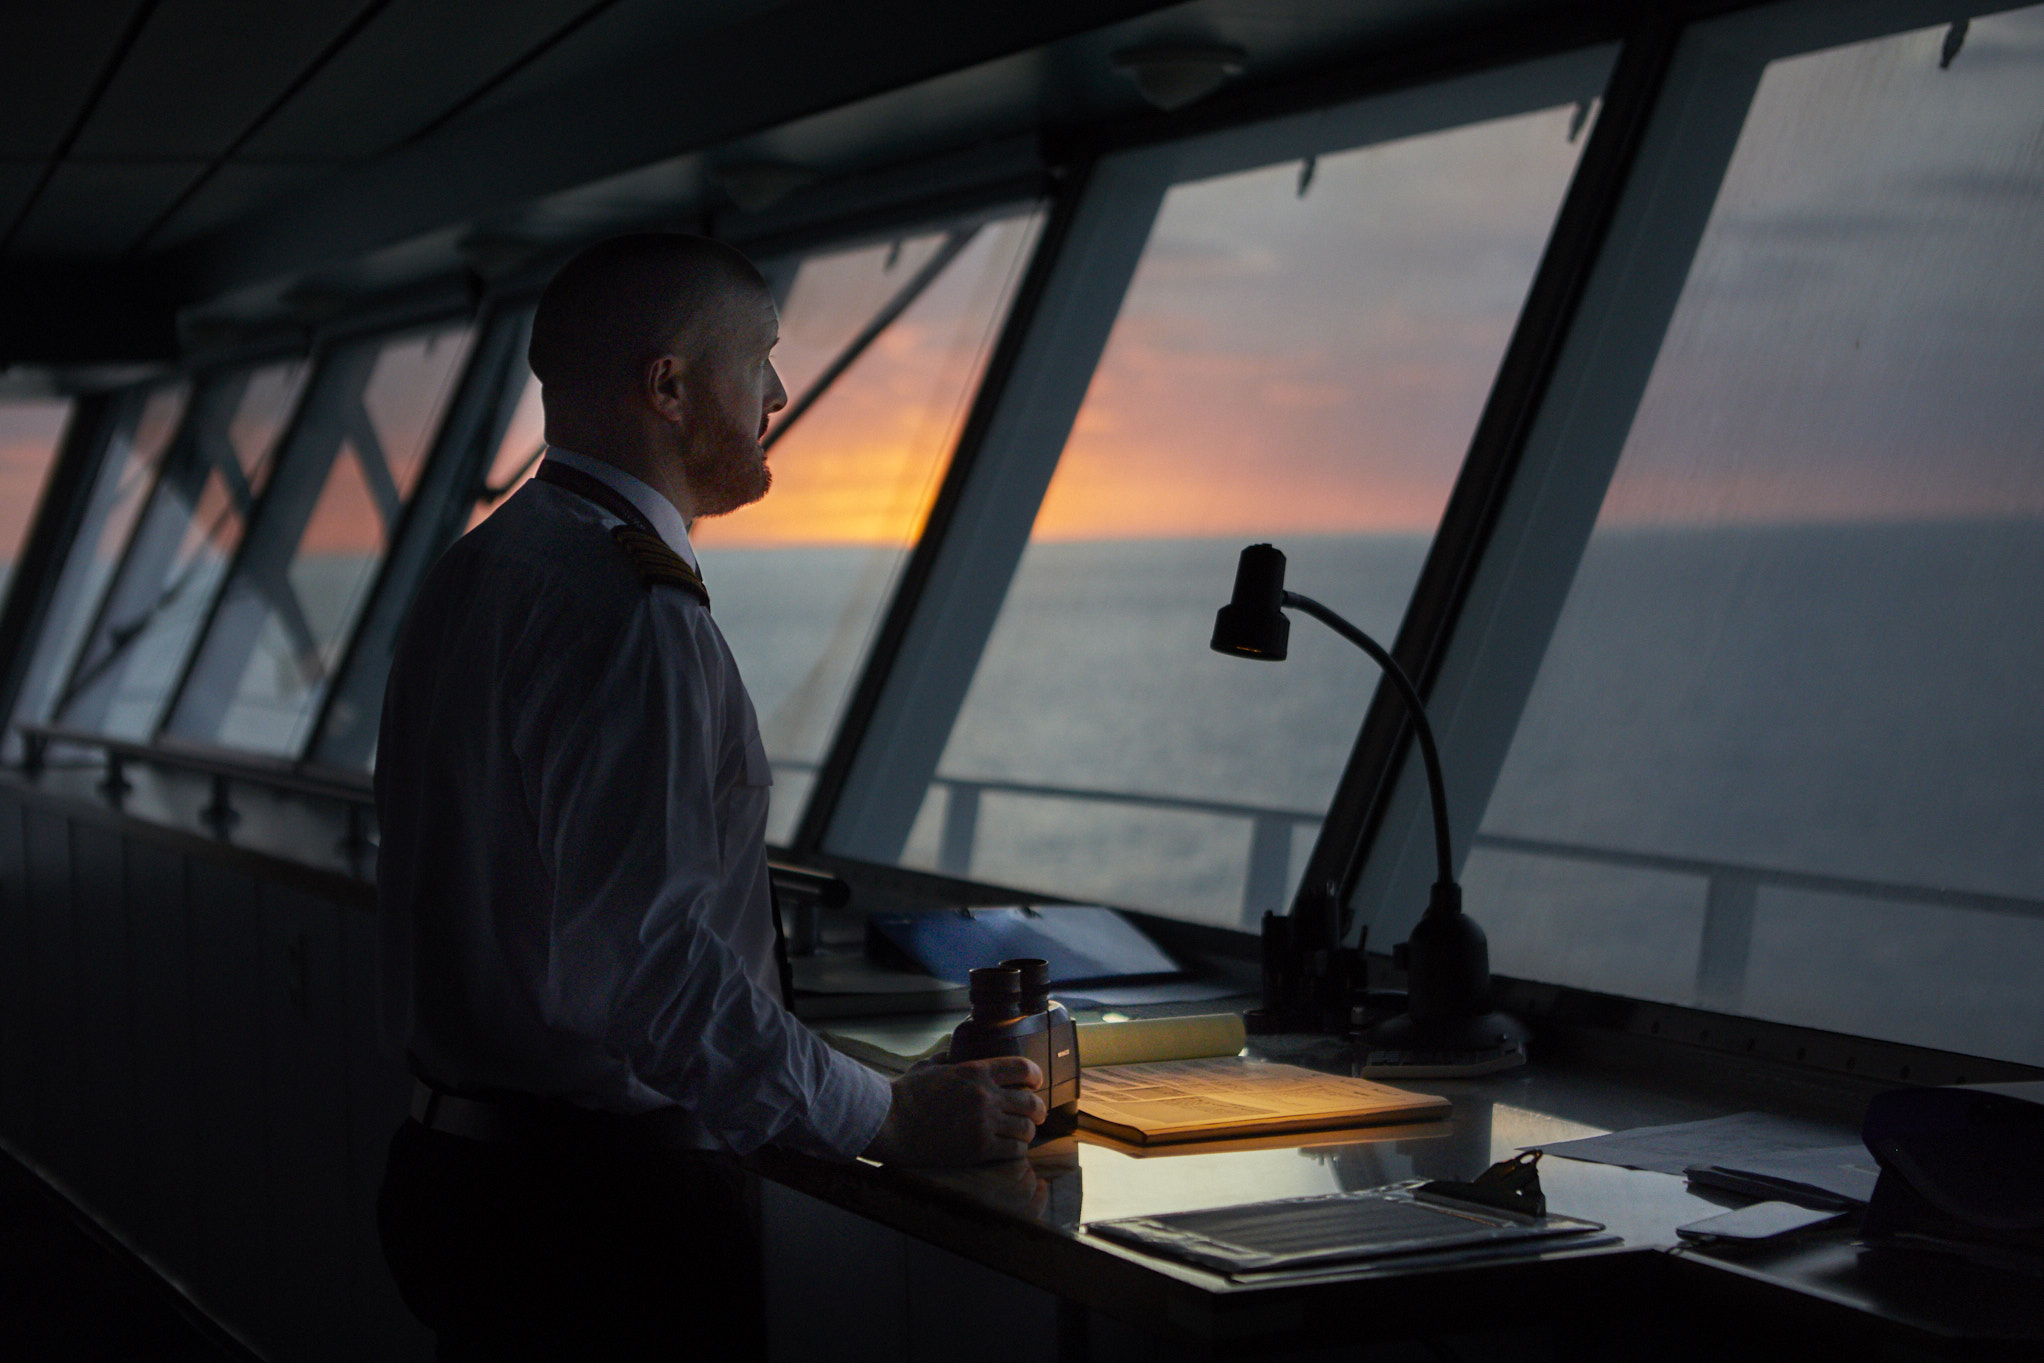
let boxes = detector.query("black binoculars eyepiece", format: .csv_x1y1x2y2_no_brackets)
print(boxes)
967,965,1025,1022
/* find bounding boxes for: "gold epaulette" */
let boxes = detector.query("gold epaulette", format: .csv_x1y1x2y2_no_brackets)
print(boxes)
610,524,710,608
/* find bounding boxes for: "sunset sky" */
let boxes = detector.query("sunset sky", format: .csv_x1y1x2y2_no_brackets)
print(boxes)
1597,10,2044,527
708,106,1589,548
6,10,2040,578
695,217,1037,549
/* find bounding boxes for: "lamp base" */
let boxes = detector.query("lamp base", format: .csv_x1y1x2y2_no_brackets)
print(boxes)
1356,1010,1527,1078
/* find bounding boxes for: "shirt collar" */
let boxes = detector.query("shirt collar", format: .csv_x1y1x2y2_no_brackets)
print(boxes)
542,446,699,572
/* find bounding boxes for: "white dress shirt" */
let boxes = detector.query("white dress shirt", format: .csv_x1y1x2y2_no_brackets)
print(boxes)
375,451,891,1158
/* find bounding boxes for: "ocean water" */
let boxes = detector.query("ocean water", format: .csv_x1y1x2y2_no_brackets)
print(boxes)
706,521,2044,1064
1469,518,2044,1064
17,509,2037,1059
70,520,2023,1060
705,534,1433,893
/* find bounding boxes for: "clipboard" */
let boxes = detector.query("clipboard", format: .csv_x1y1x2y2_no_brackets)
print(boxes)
1087,1183,1607,1276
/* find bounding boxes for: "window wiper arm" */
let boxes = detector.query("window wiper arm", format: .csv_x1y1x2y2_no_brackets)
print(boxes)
763,224,981,452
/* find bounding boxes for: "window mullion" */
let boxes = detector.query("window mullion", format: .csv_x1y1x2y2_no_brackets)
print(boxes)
307,304,530,769
52,380,239,733
1345,20,1769,949
0,394,117,755
159,346,364,745
805,151,1173,861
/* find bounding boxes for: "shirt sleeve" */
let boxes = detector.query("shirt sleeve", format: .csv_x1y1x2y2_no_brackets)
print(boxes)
514,585,892,1158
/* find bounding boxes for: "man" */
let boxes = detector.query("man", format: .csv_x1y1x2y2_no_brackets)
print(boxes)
375,234,1044,1361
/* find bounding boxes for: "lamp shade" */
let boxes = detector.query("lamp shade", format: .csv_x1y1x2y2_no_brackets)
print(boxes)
1211,543,1291,659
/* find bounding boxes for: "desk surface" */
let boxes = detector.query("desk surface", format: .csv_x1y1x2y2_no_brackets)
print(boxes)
759,1009,2040,1358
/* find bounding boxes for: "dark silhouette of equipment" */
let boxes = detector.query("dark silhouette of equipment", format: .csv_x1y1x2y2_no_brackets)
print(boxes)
1213,544,1524,1067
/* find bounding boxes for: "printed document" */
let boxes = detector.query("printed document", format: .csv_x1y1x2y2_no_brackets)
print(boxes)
1079,1057,1449,1145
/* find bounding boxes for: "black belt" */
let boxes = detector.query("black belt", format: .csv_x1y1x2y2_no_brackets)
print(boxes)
410,1082,700,1154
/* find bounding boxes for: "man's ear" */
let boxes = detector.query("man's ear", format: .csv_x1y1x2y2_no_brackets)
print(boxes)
644,353,688,425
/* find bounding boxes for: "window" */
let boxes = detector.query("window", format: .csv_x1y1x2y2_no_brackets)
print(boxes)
467,354,544,533
886,63,1604,927
0,393,80,762
6,386,186,757
1464,5,2044,1062
695,210,1044,842
56,362,307,740
167,324,474,756
0,398,74,605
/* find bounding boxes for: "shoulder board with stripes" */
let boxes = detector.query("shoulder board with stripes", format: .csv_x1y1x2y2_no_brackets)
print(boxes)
609,524,710,608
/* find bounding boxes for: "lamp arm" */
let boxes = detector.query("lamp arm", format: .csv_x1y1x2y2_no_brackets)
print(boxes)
1282,591,1456,893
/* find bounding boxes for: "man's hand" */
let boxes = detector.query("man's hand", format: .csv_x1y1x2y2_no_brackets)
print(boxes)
861,1057,1047,1167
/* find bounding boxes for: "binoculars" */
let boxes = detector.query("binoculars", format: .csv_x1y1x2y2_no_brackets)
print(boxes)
947,957,1081,1140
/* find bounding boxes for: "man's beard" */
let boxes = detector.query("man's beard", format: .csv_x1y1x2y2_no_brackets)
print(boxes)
686,440,771,518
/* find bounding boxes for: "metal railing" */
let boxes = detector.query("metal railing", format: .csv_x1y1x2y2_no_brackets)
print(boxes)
779,759,2044,1011
919,772,1321,919
1470,831,2044,1010
16,721,377,863
17,728,2040,1015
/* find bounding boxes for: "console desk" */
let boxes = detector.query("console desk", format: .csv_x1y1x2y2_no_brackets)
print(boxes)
754,1006,2042,1363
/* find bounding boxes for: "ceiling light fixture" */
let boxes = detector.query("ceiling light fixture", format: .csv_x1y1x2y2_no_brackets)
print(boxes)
1111,43,1246,111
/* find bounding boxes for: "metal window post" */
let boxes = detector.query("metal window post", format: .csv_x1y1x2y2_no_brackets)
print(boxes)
804,151,1171,862
308,305,532,769
0,393,120,760
1340,0,1952,950
53,376,252,733
163,343,382,744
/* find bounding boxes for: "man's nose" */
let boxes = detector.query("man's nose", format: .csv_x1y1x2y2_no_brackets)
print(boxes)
766,363,789,413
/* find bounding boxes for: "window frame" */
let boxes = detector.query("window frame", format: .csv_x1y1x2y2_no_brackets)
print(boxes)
0,392,104,760
45,360,309,742
1350,0,2026,968
5,0,2020,1047
306,300,538,770
155,304,499,764
799,43,1622,897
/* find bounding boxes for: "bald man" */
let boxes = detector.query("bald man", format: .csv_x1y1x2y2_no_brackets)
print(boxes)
374,235,1044,1361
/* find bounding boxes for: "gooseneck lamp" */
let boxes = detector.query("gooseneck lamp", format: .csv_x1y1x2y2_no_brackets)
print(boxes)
1213,544,1524,1067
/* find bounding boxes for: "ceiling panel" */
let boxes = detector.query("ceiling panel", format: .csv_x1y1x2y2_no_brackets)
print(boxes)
143,161,332,253
8,161,206,259
0,164,45,243
160,0,1187,300
451,0,788,122
71,0,375,160
241,0,601,163
0,1,149,159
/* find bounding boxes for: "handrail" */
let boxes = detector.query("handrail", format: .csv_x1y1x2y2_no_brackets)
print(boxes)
19,726,2041,931
10,726,847,900
1471,830,2044,921
764,755,2044,922
17,721,373,805
921,771,1322,825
